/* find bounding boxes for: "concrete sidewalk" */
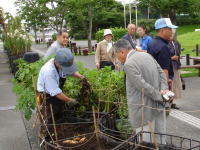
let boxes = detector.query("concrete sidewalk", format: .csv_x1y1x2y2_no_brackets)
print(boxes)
0,43,31,150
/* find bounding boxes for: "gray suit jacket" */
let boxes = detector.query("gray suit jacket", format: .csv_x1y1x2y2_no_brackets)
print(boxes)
124,50,168,128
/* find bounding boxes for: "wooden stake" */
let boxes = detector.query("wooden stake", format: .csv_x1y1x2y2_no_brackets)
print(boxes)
147,121,159,150
141,88,144,142
31,76,55,144
32,75,41,126
50,104,58,142
92,106,101,150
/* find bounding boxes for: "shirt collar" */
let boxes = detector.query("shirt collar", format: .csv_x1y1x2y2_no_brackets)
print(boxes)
156,36,169,44
126,50,135,60
142,35,148,40
128,33,135,39
56,40,64,48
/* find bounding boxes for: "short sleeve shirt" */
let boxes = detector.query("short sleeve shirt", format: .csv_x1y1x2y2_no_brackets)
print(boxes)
147,36,171,71
37,59,62,96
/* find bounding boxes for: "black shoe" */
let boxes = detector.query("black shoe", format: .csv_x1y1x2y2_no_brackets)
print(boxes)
171,103,180,109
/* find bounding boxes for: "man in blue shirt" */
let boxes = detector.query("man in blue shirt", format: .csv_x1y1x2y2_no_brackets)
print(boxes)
148,18,179,109
37,48,87,122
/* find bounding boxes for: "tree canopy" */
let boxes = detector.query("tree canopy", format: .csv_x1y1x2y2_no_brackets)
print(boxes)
138,0,200,24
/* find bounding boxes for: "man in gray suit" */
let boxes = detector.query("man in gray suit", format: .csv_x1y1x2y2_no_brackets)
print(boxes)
113,39,169,143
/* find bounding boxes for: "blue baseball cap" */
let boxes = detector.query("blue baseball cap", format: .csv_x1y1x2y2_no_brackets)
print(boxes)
55,48,77,75
155,18,178,30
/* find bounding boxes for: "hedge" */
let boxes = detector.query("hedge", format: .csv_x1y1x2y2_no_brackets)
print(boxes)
177,18,200,25
95,28,127,42
95,19,156,42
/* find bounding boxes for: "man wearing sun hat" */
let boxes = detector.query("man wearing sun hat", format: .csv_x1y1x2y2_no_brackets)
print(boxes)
95,29,117,70
148,18,179,109
37,48,86,123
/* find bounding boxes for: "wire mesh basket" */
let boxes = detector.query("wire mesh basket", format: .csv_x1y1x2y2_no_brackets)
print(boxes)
99,108,134,141
113,131,200,150
39,122,122,150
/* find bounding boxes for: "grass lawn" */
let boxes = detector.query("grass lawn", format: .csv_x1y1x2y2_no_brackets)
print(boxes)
180,68,199,78
178,32,200,56
177,25,200,77
176,25,200,35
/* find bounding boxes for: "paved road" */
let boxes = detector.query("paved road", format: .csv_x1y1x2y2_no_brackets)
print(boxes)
0,42,31,150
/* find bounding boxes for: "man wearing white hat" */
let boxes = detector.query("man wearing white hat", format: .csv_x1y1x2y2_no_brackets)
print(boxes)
95,29,116,70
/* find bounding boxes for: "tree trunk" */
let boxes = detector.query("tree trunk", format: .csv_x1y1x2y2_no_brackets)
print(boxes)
169,9,177,25
33,26,37,43
88,5,92,52
42,27,46,42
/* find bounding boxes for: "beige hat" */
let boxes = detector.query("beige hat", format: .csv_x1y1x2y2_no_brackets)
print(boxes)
104,29,112,36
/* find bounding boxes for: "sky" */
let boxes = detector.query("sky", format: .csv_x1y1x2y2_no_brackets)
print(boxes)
0,0,137,17
0,0,17,16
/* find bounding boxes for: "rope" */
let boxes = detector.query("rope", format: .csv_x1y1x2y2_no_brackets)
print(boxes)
99,100,200,113
99,131,157,150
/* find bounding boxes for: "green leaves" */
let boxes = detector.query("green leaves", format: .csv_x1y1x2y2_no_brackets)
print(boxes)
95,28,127,42
2,15,31,55
13,59,127,120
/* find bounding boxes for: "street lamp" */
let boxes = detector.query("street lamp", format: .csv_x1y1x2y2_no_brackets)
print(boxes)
123,0,126,28
132,0,139,27
129,0,132,24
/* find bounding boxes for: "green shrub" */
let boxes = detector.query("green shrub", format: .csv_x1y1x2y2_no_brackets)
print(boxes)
51,34,57,41
133,19,156,33
13,59,127,120
95,28,127,42
95,19,156,42
3,16,31,55
177,18,200,25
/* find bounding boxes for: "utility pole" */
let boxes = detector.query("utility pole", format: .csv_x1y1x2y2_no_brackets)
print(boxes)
129,2,132,24
124,0,126,28
135,5,138,27
148,7,150,19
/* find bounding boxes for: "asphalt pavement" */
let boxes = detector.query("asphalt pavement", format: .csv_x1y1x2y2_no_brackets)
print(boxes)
0,42,31,150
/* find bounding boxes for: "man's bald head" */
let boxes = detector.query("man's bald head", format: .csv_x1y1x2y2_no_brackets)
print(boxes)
127,24,136,36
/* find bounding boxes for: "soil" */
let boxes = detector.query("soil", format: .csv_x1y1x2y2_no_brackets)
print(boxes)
42,123,120,150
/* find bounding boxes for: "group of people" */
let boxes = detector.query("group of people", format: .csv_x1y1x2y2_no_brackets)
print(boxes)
95,18,182,143
95,18,182,107
37,17,182,143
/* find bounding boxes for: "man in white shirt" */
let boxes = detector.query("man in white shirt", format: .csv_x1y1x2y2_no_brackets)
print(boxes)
38,48,87,123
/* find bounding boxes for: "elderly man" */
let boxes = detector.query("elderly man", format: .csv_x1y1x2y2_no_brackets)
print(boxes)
122,24,137,49
37,48,86,123
147,18,179,109
113,39,169,143
45,30,69,58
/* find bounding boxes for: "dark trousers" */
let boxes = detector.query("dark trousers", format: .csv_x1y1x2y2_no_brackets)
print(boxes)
41,94,65,124
100,61,115,70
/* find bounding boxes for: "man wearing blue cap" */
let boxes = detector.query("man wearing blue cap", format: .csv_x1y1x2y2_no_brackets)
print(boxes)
37,48,87,123
147,18,179,109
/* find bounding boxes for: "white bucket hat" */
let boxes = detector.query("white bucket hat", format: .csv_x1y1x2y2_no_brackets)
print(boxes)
104,29,113,36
